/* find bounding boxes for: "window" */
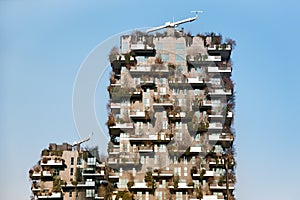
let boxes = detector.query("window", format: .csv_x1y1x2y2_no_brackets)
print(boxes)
211,78,221,86
134,77,140,85
176,43,185,51
86,189,95,197
162,121,168,129
176,192,183,200
137,192,142,200
145,156,149,165
87,157,96,165
71,157,74,165
160,78,166,84
160,87,166,94
53,169,59,176
70,168,73,176
184,167,188,176
154,155,158,164
144,98,150,107
184,157,188,164
166,155,169,166
160,144,166,152
137,56,146,63
77,158,82,165
69,191,72,197
176,54,185,62
156,43,163,51
156,191,163,200
122,42,129,52
161,54,169,62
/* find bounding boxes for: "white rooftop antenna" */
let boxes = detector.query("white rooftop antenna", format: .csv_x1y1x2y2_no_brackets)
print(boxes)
147,11,203,33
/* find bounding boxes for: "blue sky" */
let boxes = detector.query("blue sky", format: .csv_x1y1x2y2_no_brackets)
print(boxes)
1,0,300,199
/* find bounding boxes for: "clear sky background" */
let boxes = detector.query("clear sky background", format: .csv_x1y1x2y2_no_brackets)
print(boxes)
1,0,300,199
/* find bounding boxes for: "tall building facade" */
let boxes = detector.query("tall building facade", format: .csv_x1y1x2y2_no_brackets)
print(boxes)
29,143,108,199
107,26,236,200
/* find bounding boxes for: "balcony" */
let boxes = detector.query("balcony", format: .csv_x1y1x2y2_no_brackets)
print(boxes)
76,181,96,187
130,43,156,56
187,77,206,88
32,171,41,178
108,158,118,165
210,183,234,190
130,65,169,75
192,99,212,111
200,195,224,200
187,55,222,65
209,134,234,147
129,133,171,144
189,146,202,153
208,66,232,73
208,89,232,96
208,122,223,130
130,182,152,190
209,111,233,119
207,44,232,61
140,79,155,89
111,55,136,75
42,170,53,177
168,112,186,122
110,102,121,110
138,145,153,153
168,78,189,88
38,192,62,199
109,123,134,136
109,147,120,155
207,44,231,51
168,182,193,190
94,194,105,199
130,90,143,101
129,111,150,122
152,170,173,178
40,159,63,166
82,170,105,177
108,172,119,179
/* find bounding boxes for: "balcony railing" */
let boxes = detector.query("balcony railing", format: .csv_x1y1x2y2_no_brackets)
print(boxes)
188,55,222,62
152,170,174,177
138,145,153,152
208,66,232,73
208,89,232,96
38,192,62,199
41,159,63,166
207,44,231,51
210,183,234,190
209,134,234,142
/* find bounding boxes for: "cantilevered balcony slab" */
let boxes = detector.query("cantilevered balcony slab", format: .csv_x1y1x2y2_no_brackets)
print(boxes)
138,145,154,153
187,78,206,89
37,192,62,199
40,159,63,166
190,146,202,154
153,102,173,111
208,89,232,96
208,66,232,73
209,134,234,147
130,43,156,56
130,182,152,190
209,183,234,190
207,44,231,61
82,170,105,177
129,134,171,144
152,170,174,178
109,123,134,136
